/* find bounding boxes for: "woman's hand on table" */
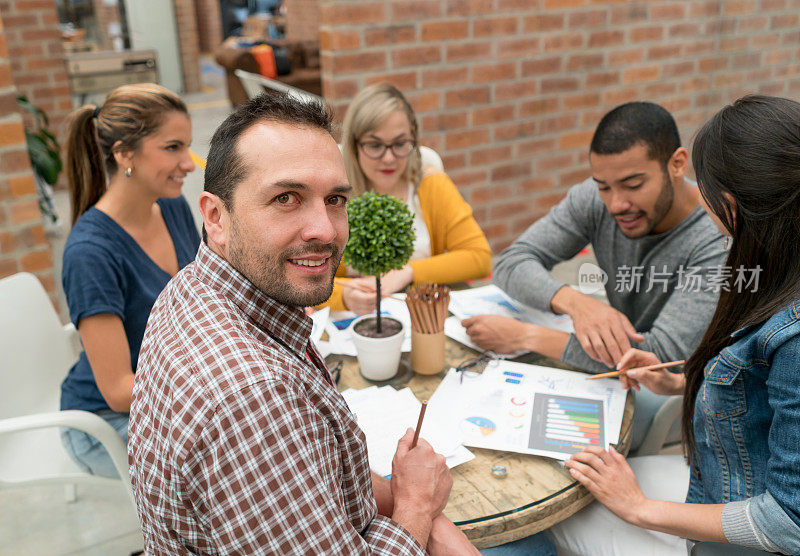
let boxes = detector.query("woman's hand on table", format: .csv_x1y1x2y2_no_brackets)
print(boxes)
382,265,414,294
342,277,377,315
617,349,686,396
565,446,648,525
342,266,414,315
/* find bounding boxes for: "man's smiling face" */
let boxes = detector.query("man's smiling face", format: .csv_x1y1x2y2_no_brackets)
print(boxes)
591,143,674,238
224,121,351,306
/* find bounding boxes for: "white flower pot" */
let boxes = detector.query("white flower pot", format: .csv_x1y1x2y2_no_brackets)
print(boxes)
350,315,405,381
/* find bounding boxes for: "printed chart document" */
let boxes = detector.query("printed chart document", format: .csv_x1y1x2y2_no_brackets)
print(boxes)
426,361,627,461
445,285,574,356
341,386,474,477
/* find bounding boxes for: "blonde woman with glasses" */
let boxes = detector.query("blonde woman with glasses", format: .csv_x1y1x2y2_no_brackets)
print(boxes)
324,83,491,313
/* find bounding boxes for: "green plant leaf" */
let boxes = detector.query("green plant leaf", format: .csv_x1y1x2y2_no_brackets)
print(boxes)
17,97,61,183
17,95,49,130
26,133,59,184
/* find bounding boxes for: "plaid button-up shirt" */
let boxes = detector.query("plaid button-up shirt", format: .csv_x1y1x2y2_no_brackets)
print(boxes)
129,243,424,555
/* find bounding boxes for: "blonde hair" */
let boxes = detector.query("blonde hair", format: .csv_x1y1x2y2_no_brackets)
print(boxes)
65,83,187,224
341,83,421,195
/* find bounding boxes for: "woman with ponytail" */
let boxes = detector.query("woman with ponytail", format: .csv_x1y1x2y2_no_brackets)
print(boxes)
546,95,800,555
60,84,199,477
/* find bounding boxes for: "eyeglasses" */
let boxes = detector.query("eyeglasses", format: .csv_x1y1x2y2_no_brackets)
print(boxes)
358,139,415,159
455,351,500,384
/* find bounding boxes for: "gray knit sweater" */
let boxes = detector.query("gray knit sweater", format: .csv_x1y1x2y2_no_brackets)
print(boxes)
494,178,727,371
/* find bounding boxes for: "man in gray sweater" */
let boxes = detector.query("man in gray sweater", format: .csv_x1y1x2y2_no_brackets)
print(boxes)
463,102,727,447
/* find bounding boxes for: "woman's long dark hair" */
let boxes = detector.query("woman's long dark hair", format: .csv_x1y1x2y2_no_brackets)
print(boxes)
683,95,800,461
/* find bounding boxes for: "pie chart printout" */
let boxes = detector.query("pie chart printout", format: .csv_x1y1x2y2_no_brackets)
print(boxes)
529,393,605,456
462,416,497,437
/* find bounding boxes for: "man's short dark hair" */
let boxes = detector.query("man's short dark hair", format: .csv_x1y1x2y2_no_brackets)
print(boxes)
204,93,334,210
590,102,681,168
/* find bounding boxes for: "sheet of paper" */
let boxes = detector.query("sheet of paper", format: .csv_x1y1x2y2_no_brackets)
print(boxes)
426,362,626,461
341,385,474,477
310,307,329,343
445,285,574,355
309,308,332,357
325,297,412,356
448,285,575,341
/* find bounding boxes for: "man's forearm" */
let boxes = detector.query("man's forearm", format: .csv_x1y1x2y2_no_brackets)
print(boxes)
550,284,583,316
523,324,569,360
374,472,435,547
391,506,433,548
371,472,394,517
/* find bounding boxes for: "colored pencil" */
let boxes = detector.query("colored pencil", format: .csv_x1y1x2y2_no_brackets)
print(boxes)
405,283,450,334
586,359,685,380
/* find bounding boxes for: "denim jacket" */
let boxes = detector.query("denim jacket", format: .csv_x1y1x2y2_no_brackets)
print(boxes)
686,300,800,555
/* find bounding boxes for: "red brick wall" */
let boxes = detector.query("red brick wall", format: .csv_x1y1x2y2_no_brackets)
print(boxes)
175,0,202,92
194,0,223,53
0,0,71,141
285,0,321,41
0,9,56,298
320,0,800,251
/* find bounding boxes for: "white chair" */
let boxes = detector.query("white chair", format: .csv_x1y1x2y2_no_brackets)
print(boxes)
635,395,683,456
420,145,444,173
0,272,134,508
234,68,324,104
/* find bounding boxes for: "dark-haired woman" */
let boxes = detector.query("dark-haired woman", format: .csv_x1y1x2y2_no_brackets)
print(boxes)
60,84,199,477
548,95,800,555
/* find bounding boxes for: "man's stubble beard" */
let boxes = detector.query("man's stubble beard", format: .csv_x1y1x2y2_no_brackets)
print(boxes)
620,171,674,239
646,171,674,235
228,221,342,307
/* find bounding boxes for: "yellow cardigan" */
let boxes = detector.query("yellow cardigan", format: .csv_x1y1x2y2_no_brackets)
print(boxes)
321,171,492,311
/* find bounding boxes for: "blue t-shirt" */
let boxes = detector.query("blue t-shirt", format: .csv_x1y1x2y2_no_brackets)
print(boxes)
60,196,200,412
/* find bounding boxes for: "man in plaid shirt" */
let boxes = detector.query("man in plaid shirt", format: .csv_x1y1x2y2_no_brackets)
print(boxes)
128,94,477,554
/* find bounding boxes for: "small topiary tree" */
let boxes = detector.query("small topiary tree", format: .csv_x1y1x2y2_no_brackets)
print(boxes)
344,191,415,334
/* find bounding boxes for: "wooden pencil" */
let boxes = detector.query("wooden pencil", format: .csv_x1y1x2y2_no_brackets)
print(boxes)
405,284,450,334
586,359,685,380
411,400,428,449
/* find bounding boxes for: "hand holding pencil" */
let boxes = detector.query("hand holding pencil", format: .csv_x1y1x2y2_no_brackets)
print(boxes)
590,348,686,396
390,417,453,525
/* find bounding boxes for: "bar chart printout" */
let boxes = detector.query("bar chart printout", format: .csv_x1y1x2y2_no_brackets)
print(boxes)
529,393,605,456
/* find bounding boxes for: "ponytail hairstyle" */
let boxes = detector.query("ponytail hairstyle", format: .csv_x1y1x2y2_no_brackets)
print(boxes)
341,83,421,196
682,95,800,463
65,83,187,224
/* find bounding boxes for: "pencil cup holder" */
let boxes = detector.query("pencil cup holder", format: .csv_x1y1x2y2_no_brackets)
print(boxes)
411,330,445,375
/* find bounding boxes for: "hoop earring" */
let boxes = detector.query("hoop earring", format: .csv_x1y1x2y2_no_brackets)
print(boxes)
125,167,132,178
723,236,730,249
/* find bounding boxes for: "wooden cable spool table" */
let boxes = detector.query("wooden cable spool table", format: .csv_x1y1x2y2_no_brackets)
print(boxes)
332,338,635,549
